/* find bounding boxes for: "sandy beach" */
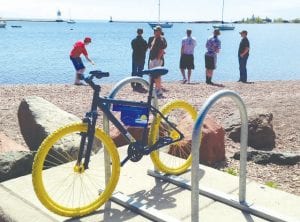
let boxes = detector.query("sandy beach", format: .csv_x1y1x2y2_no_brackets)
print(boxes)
0,80,299,195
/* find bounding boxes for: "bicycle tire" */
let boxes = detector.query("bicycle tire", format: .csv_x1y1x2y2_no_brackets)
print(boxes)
32,123,120,217
149,100,197,174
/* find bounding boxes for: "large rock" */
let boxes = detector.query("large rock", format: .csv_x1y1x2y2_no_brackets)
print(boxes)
0,151,34,182
111,126,149,147
224,108,276,150
111,114,225,165
18,96,81,151
168,114,225,164
0,132,28,153
199,116,225,164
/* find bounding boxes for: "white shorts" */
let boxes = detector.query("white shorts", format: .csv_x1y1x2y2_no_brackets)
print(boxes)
149,59,163,69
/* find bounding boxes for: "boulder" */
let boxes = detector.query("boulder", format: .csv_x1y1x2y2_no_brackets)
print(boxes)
0,151,34,182
0,132,28,153
167,114,225,164
224,108,276,150
199,116,225,164
111,114,225,165
18,96,81,151
111,126,149,147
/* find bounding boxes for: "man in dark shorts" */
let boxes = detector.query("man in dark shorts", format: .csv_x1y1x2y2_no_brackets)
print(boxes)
131,28,148,92
180,29,197,84
238,30,250,83
205,29,221,85
70,37,95,85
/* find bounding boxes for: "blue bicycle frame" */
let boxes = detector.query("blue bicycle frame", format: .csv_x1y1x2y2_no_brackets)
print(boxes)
77,69,184,169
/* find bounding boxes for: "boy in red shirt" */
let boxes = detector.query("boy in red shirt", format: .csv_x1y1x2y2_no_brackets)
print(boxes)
70,37,95,85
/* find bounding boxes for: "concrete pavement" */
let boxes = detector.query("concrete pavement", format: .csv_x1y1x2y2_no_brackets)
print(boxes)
0,146,299,222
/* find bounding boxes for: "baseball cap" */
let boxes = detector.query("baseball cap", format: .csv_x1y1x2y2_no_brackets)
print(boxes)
153,25,162,32
214,29,221,36
84,37,92,43
239,30,248,35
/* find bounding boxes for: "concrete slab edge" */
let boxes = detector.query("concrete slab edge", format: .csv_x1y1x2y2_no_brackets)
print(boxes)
147,170,299,222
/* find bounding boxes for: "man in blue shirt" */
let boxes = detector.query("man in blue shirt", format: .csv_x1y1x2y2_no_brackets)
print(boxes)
205,29,221,85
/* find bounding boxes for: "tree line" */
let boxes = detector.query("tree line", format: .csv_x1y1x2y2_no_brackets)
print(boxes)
237,15,300,24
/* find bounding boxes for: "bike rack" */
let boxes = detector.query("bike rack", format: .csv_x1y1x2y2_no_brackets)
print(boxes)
102,77,181,222
102,85,292,221
103,77,154,184
191,90,248,221
148,89,292,222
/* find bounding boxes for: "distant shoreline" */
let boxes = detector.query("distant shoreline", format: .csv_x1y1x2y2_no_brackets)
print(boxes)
1,79,299,86
0,18,65,22
0,18,224,24
2,18,300,24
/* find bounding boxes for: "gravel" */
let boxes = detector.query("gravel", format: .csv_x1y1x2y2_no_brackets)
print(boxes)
0,80,299,195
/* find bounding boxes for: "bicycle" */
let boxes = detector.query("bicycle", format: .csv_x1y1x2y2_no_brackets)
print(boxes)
32,67,197,217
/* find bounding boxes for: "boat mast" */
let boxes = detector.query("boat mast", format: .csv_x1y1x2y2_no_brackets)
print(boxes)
221,0,224,24
158,0,161,23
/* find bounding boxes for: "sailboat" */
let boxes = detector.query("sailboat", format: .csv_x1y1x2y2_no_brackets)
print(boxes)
148,0,173,29
0,20,6,28
67,10,76,24
67,19,76,24
213,0,235,30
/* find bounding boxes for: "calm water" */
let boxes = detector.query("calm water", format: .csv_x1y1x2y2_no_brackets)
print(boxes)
1,21,300,84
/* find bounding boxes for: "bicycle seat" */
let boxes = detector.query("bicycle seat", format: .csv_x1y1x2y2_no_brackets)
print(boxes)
89,70,109,79
140,67,168,78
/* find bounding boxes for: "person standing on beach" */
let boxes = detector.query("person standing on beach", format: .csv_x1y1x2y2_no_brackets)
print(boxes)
131,28,148,92
180,29,197,84
70,37,95,85
148,25,167,98
238,30,250,83
205,29,221,85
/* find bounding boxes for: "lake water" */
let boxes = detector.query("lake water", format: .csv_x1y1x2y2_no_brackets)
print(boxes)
1,21,300,84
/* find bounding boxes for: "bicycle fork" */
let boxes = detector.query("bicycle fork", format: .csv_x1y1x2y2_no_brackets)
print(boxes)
76,111,98,170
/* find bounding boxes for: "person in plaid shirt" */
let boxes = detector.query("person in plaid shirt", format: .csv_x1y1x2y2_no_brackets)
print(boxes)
205,29,221,85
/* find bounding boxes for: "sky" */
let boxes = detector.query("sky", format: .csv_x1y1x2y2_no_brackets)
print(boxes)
1,0,300,22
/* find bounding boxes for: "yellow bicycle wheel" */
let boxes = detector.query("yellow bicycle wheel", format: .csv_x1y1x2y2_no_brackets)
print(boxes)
149,100,197,174
32,123,120,217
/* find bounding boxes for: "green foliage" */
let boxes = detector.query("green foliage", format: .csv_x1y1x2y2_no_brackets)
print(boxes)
265,181,278,188
292,18,300,23
273,18,284,23
225,167,238,176
241,15,264,24
238,16,300,23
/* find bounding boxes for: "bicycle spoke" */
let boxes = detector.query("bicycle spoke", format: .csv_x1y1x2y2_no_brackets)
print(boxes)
32,123,120,216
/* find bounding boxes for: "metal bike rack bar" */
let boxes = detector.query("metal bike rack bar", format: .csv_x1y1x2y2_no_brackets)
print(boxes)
103,76,152,187
102,77,175,221
147,170,293,222
191,90,248,222
148,90,294,222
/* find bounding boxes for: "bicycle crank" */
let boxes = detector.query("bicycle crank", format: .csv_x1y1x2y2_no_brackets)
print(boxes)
121,142,144,166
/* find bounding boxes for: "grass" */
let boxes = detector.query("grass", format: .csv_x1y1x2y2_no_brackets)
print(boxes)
224,167,238,176
265,181,278,189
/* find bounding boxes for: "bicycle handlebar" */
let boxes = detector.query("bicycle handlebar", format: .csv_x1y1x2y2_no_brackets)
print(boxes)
79,70,110,83
79,67,168,87
89,70,110,79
